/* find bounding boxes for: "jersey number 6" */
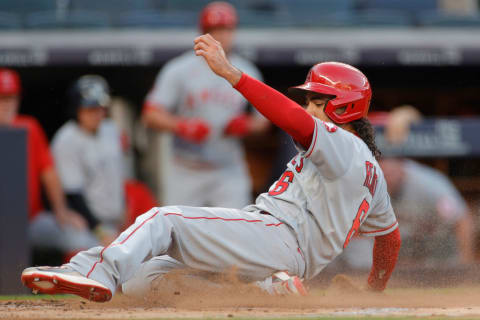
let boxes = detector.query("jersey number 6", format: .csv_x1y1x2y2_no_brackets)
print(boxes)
268,158,304,196
343,198,370,249
268,171,294,196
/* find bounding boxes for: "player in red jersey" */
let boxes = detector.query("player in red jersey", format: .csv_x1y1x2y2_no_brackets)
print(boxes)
0,68,97,256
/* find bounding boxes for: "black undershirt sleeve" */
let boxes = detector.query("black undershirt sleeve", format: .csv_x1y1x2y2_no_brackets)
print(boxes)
66,193,100,230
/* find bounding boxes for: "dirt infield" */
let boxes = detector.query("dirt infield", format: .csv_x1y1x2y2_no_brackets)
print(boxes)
3,273,480,319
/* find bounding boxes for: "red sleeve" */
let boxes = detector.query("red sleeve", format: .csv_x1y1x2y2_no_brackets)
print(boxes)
367,227,401,291
234,73,315,149
29,118,54,171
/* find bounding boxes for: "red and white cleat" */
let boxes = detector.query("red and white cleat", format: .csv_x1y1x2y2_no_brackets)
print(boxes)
256,271,308,296
21,266,112,302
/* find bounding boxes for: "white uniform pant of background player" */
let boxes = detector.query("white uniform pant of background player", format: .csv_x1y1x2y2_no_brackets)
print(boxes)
29,212,99,252
68,206,305,294
163,161,252,208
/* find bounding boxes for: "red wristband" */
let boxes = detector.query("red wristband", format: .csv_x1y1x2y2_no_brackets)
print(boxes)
367,227,401,291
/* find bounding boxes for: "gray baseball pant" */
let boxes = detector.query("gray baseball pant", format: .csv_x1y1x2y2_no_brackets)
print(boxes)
68,206,305,294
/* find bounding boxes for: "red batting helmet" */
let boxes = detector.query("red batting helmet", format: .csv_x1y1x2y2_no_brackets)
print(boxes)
288,62,371,124
199,1,237,33
0,68,21,96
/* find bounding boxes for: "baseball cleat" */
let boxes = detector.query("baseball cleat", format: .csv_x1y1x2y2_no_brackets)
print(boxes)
256,271,308,296
21,266,112,302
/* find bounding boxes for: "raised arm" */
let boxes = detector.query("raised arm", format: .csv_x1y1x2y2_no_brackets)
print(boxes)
194,34,314,148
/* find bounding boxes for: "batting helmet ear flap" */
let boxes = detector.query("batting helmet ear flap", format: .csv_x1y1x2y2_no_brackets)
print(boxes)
325,91,370,123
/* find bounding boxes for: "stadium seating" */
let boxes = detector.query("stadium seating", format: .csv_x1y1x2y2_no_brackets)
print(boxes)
352,9,413,27
280,0,355,27
357,0,438,13
69,0,160,13
165,0,212,12
236,9,293,28
0,12,22,30
25,10,111,29
24,11,66,29
419,11,480,27
0,0,57,15
68,11,112,29
115,10,196,28
0,0,479,30
233,0,293,28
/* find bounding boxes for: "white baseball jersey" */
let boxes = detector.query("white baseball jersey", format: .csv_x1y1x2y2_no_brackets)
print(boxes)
52,120,125,226
146,51,263,167
340,159,468,269
245,118,398,280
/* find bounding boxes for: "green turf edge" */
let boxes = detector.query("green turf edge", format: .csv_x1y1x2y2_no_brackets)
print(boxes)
0,294,75,300
61,318,480,320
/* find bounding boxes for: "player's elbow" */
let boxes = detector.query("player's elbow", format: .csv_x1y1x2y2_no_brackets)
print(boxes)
141,108,154,128
141,102,161,129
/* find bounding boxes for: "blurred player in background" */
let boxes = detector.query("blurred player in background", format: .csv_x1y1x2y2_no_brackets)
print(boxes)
142,1,269,208
381,157,474,267
51,75,126,245
0,68,97,259
340,107,475,270
21,35,401,302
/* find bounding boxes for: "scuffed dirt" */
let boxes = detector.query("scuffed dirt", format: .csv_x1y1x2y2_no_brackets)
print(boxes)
3,272,480,319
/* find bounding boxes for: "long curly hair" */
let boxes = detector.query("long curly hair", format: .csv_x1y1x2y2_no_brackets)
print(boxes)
350,118,381,159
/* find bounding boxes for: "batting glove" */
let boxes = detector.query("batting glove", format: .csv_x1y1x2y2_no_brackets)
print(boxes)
256,271,308,296
175,118,210,144
224,114,252,137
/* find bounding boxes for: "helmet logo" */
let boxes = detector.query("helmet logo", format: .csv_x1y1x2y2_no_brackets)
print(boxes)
337,83,352,90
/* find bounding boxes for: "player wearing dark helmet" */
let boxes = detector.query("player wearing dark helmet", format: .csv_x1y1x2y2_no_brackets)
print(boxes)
68,75,111,121
21,36,401,302
51,75,125,246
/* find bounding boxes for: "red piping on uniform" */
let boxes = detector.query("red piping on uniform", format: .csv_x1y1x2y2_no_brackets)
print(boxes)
86,210,282,278
164,212,282,227
265,222,284,227
86,209,160,278
360,221,398,235
305,121,318,158
297,247,305,260
164,212,262,222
